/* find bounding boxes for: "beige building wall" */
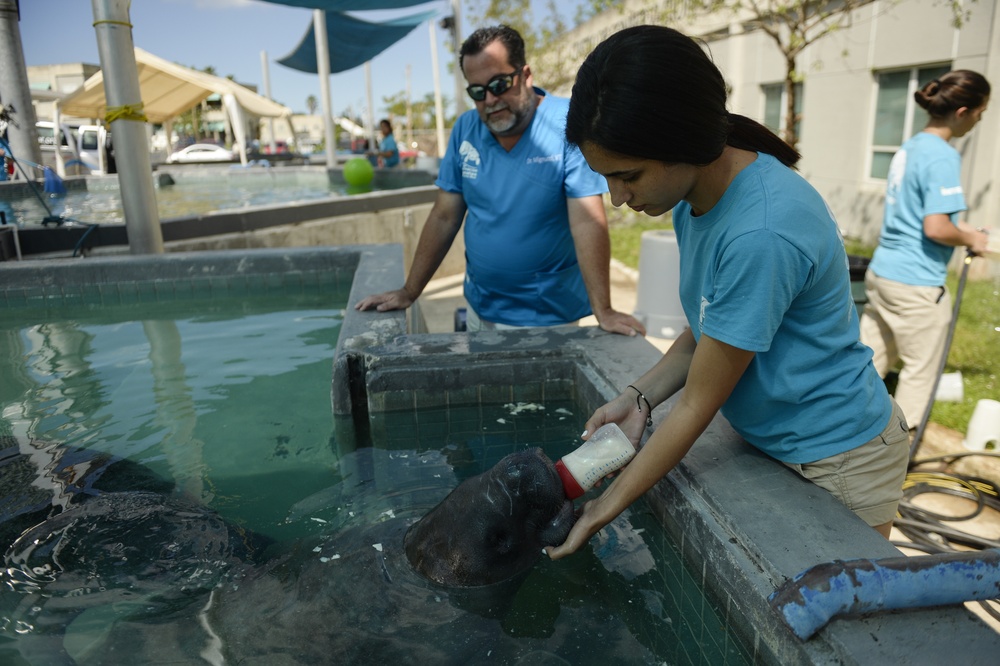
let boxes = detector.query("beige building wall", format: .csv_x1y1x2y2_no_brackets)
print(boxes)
543,0,1000,276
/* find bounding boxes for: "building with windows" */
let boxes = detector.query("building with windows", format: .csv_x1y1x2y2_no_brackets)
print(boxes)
541,0,999,269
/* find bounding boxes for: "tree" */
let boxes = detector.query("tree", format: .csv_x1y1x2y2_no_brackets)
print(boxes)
306,95,318,116
464,0,579,91
693,0,874,150
382,91,454,130
683,0,975,149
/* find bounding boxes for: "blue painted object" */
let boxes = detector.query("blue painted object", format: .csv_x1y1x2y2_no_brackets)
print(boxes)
769,549,1000,640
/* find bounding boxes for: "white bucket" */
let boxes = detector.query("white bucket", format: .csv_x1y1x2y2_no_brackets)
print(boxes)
963,399,1000,451
634,230,687,339
935,372,964,402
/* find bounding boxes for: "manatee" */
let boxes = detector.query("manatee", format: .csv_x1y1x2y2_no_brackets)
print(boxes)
198,447,578,663
2,447,667,664
404,446,576,587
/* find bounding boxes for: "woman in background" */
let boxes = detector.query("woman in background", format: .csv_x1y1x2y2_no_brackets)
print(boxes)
372,119,400,168
545,25,909,560
860,70,990,430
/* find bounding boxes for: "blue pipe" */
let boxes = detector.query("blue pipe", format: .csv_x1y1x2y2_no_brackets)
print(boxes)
769,548,1000,639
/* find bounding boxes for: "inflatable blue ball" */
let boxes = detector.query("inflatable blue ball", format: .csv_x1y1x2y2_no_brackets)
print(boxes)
344,157,374,187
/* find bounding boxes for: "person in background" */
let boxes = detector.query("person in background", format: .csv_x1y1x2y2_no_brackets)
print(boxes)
545,25,909,561
372,119,400,168
355,25,644,336
860,70,991,430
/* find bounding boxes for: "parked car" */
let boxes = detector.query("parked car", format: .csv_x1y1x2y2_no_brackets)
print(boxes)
261,140,289,155
167,143,235,163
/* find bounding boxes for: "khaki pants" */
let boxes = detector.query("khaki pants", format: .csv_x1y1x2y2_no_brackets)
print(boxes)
782,399,910,526
859,269,952,427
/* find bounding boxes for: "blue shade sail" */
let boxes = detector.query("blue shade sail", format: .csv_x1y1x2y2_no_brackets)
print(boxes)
259,0,433,9
277,9,438,74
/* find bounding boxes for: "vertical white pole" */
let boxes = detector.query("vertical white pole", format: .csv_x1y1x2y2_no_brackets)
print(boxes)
91,0,163,254
260,50,276,153
405,64,414,156
451,0,465,118
53,102,66,177
429,22,446,158
0,0,42,174
365,61,377,152
313,10,336,169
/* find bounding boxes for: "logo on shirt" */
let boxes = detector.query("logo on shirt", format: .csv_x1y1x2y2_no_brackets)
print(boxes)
459,141,480,180
526,154,560,165
699,296,709,333
940,185,963,196
885,149,907,206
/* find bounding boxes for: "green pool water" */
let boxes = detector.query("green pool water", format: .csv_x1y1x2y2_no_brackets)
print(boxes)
0,170,372,228
0,286,753,665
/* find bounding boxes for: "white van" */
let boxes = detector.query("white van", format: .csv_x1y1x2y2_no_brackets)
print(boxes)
76,125,111,174
35,122,111,175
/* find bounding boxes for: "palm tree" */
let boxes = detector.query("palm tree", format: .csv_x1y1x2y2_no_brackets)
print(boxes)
306,95,318,116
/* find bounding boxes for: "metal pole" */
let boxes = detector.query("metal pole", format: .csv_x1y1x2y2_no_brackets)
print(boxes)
429,22,446,158
0,0,42,174
909,252,975,460
314,10,336,169
53,102,66,177
365,62,377,152
405,64,414,157
261,50,276,154
91,0,163,254
451,0,465,117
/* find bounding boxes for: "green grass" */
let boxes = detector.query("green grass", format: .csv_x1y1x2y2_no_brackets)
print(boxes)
607,210,673,269
609,217,999,434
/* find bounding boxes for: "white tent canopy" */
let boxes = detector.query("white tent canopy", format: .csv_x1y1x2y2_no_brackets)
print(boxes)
58,47,294,164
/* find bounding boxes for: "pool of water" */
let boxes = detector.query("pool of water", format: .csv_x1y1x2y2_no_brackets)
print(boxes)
0,286,752,665
0,169,371,228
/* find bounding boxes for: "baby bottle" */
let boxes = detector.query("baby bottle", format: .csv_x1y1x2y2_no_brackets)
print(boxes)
555,423,637,499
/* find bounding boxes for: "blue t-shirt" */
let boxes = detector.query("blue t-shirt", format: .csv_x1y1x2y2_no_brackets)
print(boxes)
674,153,891,464
380,133,399,168
869,132,965,286
435,89,608,326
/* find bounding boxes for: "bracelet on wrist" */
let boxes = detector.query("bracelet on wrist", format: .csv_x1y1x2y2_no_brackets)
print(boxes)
626,385,654,428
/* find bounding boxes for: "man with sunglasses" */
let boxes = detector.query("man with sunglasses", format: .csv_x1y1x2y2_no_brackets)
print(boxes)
356,25,644,336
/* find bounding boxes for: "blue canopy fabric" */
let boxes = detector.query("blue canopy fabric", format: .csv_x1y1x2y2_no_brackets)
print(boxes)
260,0,432,10
277,9,438,74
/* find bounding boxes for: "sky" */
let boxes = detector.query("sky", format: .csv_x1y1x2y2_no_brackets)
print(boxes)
19,0,584,121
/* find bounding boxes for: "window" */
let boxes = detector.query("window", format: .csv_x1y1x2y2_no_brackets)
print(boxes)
762,81,803,141
869,64,951,179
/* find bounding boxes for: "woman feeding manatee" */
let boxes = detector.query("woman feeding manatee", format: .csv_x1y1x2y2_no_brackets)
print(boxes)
546,25,910,558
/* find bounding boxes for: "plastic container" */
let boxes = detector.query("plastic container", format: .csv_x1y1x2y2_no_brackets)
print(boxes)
935,372,964,402
634,230,687,339
964,399,1000,451
555,423,637,499
847,255,870,317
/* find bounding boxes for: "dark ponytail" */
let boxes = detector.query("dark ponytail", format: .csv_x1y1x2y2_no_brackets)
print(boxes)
726,114,800,168
566,25,800,168
914,70,991,118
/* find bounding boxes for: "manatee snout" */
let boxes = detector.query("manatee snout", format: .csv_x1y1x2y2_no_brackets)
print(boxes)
404,447,576,587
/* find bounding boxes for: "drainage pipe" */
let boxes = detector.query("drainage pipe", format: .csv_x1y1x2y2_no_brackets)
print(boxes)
769,549,1000,640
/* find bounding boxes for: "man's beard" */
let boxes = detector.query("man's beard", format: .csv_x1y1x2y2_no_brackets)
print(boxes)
484,103,518,134
482,92,531,135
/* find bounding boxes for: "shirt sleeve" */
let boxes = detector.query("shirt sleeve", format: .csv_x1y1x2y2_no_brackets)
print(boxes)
562,138,608,199
919,152,967,217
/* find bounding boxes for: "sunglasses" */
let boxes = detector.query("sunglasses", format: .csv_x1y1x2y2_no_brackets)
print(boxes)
466,69,521,102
